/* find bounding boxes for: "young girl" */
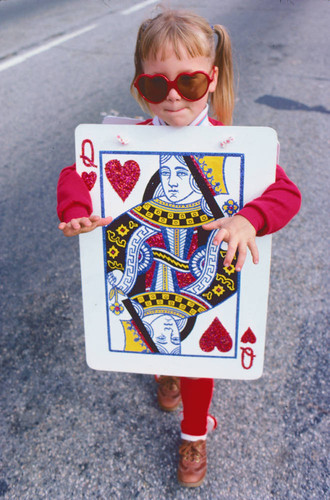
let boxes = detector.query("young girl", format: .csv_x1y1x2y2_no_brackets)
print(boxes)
57,9,301,488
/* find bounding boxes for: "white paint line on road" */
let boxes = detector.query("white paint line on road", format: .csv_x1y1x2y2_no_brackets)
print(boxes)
0,24,97,73
120,0,158,16
0,1,157,73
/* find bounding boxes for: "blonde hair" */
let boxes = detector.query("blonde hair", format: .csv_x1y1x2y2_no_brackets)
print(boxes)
130,9,234,125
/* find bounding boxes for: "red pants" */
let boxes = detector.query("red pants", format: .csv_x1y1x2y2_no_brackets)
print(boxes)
180,377,214,438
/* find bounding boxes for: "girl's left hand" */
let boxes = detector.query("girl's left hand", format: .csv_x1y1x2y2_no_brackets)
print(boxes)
202,215,259,271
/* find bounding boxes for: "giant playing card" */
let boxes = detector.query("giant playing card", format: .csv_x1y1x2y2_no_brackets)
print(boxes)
76,123,278,379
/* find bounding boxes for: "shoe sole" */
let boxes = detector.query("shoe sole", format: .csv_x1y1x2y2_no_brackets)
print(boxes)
178,474,206,488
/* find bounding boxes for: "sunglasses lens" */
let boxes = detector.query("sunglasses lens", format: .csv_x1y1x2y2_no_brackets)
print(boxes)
137,75,168,103
177,73,209,100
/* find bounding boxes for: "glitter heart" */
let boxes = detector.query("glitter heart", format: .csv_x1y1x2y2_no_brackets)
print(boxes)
105,159,140,201
240,327,256,344
81,171,97,191
199,317,233,353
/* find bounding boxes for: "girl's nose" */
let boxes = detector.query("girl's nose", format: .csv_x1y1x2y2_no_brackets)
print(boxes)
166,87,181,101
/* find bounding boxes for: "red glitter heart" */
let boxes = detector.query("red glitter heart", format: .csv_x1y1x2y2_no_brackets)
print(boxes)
105,159,140,201
81,171,97,191
240,327,256,344
199,317,233,353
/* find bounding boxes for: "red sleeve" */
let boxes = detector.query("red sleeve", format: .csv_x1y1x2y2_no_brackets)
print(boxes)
137,118,154,125
57,164,93,223
237,165,301,236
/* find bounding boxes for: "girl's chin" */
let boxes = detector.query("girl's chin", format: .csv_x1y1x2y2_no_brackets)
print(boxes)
162,113,192,127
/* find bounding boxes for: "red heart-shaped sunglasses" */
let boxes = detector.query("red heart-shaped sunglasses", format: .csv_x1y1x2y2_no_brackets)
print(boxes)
134,69,215,104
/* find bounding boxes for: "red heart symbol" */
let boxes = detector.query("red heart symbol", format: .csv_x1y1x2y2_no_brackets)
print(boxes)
199,317,233,353
81,171,97,191
240,327,256,344
105,159,140,201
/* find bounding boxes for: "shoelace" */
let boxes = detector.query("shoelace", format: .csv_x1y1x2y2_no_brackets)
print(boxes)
179,440,205,463
159,376,180,392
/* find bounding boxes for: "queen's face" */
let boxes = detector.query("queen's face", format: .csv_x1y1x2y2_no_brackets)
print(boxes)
150,314,181,354
160,156,193,203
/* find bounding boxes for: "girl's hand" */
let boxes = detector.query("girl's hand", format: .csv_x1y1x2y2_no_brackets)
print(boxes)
58,215,113,237
202,215,259,271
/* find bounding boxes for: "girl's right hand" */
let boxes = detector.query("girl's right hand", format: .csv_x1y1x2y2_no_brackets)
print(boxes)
58,215,113,237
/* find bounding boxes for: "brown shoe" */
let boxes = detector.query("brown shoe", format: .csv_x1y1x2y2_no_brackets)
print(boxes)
156,376,181,411
177,439,207,487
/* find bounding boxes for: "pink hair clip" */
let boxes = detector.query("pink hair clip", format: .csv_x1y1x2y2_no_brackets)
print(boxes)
116,134,129,145
219,136,234,148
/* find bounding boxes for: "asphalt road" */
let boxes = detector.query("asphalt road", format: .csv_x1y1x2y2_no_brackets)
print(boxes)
0,0,329,498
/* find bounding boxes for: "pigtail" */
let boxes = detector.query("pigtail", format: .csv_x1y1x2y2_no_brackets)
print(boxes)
130,18,157,114
131,23,147,94
210,25,234,125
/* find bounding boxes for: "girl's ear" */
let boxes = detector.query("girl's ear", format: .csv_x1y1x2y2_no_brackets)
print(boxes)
209,65,219,93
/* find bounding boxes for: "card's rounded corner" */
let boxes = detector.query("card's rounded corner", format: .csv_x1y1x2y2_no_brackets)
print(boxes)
75,123,85,135
247,368,264,380
265,126,278,142
85,353,101,372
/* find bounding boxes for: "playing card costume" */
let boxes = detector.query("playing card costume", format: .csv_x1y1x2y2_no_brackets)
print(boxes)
57,112,301,440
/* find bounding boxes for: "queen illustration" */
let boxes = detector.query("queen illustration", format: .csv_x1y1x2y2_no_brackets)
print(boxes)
105,153,238,355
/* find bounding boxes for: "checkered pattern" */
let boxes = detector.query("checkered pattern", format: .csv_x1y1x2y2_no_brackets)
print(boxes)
133,202,212,227
132,292,207,316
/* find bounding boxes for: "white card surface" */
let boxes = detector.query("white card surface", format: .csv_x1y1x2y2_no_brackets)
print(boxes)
76,124,277,379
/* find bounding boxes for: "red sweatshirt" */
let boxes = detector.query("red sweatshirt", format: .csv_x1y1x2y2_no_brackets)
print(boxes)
57,118,301,235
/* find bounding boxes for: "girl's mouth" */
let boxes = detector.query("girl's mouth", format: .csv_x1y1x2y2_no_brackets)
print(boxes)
166,107,185,113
